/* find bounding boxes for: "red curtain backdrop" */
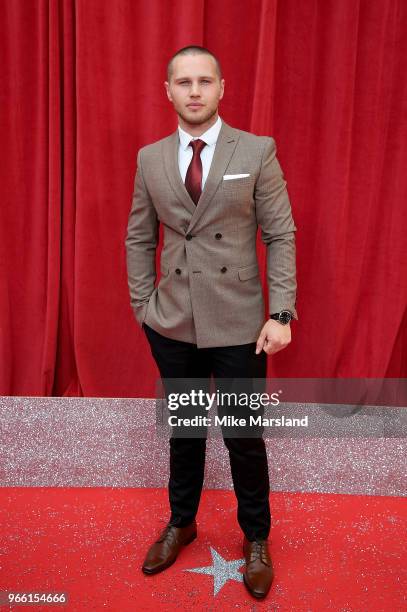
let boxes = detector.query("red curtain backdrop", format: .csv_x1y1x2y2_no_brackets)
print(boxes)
1,0,406,397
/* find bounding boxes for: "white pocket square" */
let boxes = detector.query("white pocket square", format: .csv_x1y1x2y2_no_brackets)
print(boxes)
223,173,251,180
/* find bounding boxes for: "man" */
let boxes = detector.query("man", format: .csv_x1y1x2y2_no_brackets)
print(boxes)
125,45,298,600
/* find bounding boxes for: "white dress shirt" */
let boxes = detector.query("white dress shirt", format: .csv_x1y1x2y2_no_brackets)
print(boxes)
178,115,222,189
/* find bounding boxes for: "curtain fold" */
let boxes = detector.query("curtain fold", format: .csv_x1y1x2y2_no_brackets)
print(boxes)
0,0,406,397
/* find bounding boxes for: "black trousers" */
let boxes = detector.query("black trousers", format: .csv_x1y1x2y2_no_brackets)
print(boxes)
142,322,271,541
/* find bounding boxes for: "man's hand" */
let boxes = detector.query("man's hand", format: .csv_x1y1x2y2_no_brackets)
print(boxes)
255,319,292,355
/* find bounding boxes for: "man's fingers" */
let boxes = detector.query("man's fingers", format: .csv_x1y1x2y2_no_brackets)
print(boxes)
255,330,267,354
256,322,292,355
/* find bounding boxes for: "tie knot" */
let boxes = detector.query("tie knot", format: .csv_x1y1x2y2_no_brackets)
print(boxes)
189,138,207,155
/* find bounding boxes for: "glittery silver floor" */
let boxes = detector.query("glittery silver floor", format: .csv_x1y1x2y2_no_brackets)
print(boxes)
1,397,405,496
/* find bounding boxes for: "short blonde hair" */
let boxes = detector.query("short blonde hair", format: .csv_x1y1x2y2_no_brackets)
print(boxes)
167,45,222,83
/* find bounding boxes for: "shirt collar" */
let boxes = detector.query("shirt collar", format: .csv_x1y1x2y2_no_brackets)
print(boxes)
178,115,222,151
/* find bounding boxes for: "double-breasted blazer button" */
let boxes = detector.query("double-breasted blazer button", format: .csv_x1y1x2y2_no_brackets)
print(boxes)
175,268,181,274
220,266,227,273
215,233,222,240
186,234,193,240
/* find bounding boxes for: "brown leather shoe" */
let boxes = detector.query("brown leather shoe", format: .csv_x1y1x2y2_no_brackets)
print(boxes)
242,536,274,599
141,520,197,575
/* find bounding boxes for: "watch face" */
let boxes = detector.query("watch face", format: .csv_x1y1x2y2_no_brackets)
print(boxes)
279,311,292,324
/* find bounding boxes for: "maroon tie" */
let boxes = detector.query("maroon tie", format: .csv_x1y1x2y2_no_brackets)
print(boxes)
185,138,207,205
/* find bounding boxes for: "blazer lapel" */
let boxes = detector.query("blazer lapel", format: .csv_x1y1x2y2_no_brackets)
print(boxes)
163,119,240,232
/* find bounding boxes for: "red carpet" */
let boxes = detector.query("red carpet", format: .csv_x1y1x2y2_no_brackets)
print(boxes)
0,489,405,610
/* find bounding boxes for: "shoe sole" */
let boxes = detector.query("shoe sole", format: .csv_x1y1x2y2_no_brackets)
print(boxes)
141,531,197,575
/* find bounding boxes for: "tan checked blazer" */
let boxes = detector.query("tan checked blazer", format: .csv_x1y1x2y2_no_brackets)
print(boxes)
125,119,298,348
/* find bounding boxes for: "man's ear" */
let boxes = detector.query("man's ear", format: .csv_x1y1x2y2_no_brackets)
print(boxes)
164,81,172,101
219,79,225,100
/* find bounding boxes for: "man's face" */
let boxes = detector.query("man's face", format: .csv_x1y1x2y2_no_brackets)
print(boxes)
165,54,224,126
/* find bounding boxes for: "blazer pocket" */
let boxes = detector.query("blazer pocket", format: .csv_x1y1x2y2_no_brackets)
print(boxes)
160,261,170,276
222,175,254,199
238,263,259,281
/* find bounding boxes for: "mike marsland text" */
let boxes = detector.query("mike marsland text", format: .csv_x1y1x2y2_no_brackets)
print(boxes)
167,415,309,427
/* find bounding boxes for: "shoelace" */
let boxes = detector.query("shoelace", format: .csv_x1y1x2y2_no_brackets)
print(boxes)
248,540,270,566
156,525,177,544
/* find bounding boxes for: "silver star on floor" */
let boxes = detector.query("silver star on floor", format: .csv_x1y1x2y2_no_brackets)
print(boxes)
184,546,245,596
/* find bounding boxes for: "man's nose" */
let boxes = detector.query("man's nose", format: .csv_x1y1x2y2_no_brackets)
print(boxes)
190,82,201,96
